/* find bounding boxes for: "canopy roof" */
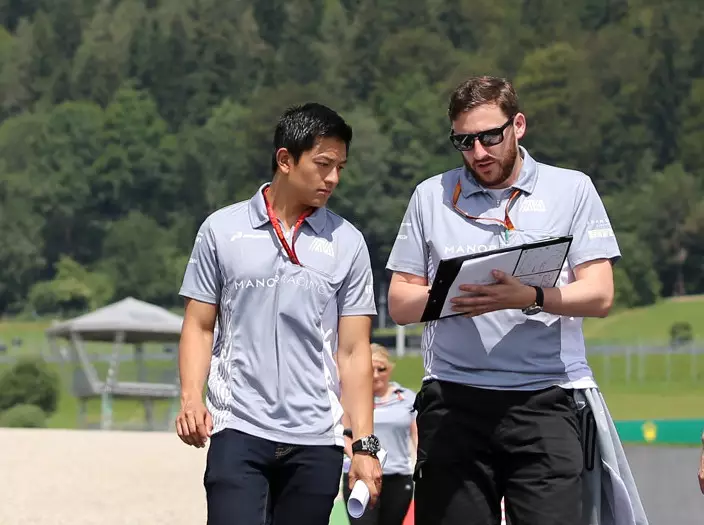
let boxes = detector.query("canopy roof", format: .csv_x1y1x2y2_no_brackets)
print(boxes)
45,297,183,343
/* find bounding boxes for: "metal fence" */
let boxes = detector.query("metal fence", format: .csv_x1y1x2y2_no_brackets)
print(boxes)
379,326,704,386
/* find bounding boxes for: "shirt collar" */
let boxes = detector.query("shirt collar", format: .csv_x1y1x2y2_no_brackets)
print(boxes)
248,182,327,234
459,146,538,197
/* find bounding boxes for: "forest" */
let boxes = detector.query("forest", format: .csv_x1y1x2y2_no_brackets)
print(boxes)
0,0,702,316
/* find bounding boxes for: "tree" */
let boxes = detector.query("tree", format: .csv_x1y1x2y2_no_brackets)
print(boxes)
643,11,683,170
31,100,104,266
70,0,143,106
99,211,185,306
515,42,604,176
92,85,177,225
28,255,113,315
679,78,704,175
612,232,662,307
0,173,45,312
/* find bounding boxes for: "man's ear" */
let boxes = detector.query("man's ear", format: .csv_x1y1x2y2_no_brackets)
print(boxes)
275,148,292,174
513,112,527,141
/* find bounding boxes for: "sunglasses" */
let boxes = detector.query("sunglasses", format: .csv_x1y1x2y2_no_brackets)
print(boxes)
449,115,515,151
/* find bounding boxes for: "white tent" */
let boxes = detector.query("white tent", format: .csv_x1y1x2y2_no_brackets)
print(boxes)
46,296,184,343
46,297,183,430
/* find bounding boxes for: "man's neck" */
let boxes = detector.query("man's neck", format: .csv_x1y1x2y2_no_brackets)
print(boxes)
266,177,312,230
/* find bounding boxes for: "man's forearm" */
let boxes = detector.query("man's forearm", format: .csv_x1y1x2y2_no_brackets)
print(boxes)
389,281,430,325
338,342,374,439
178,326,213,401
542,279,613,318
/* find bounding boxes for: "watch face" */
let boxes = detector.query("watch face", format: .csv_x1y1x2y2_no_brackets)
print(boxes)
364,435,381,452
523,305,542,316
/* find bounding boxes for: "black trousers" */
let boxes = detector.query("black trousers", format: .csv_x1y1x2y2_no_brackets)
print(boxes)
342,473,414,525
204,428,343,525
413,380,583,525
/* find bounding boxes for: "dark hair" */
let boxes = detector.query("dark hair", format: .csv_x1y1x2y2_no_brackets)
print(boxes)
448,76,520,122
271,102,353,173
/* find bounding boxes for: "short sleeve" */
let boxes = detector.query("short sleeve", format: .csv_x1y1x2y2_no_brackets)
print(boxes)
385,188,428,278
567,176,621,268
337,238,377,317
179,219,222,304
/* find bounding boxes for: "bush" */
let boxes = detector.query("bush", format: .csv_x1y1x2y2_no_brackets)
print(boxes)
0,357,60,414
0,404,47,428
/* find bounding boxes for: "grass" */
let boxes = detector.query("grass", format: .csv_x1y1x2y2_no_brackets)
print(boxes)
0,346,178,429
2,350,703,429
389,354,704,421
582,295,704,344
1,295,704,427
375,295,704,345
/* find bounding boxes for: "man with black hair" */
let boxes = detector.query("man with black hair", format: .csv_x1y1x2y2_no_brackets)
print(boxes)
176,102,383,525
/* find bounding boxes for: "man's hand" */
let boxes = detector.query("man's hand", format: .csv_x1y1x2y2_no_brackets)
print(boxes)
451,270,535,317
348,453,383,508
176,396,213,448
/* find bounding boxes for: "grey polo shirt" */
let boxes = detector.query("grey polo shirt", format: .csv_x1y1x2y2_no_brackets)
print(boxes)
179,183,377,446
386,147,621,391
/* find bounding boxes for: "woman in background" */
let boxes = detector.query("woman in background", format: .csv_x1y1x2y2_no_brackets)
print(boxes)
342,343,418,525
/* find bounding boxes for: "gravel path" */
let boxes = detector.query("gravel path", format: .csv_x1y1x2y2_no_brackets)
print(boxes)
2,428,701,525
1,428,208,525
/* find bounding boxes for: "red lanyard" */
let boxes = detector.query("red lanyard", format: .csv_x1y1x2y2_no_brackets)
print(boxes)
452,181,520,240
262,186,313,266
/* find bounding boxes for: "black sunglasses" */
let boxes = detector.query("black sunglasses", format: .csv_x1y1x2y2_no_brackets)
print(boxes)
449,115,515,151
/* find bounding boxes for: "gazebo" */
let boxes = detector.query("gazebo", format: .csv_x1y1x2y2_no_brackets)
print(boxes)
45,297,183,430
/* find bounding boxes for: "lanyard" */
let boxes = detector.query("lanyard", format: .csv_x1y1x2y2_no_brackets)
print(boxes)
262,186,313,266
452,181,520,242
374,389,404,408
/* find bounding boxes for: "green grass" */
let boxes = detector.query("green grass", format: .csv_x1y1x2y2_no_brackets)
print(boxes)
389,354,704,421
583,295,704,344
2,295,704,428
0,350,178,429
375,295,704,345
0,320,52,355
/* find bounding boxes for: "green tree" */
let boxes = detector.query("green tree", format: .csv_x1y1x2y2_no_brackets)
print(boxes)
99,211,185,306
643,11,683,170
612,232,662,307
31,100,104,266
70,0,143,106
0,173,45,312
679,78,704,175
28,255,113,314
92,85,177,224
515,42,603,176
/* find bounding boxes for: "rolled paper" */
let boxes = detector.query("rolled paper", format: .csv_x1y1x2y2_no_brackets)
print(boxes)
346,449,388,518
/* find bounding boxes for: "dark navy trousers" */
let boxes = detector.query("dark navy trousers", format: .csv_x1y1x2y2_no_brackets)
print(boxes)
205,428,344,525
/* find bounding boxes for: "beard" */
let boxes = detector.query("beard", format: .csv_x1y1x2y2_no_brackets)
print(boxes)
463,139,519,189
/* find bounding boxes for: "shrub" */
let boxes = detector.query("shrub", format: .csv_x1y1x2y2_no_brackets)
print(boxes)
0,404,47,428
0,357,60,414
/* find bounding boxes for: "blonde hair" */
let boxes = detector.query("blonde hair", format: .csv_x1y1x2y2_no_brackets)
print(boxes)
371,343,392,366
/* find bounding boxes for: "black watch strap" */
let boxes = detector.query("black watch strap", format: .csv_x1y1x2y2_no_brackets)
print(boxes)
351,434,380,456
533,286,544,307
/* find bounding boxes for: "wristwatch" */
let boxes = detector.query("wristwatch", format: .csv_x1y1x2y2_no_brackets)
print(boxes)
522,286,544,316
351,434,381,457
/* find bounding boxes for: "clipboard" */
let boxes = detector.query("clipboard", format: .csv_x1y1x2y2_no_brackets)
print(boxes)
420,236,573,322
